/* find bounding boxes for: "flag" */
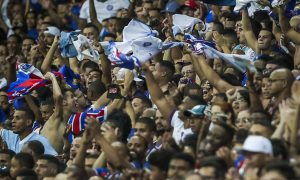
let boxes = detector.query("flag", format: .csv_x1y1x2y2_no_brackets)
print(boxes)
7,64,47,103
72,34,100,62
187,40,257,73
107,42,136,70
123,19,158,43
172,14,202,33
131,36,183,64
67,106,107,143
202,0,236,6
59,65,80,89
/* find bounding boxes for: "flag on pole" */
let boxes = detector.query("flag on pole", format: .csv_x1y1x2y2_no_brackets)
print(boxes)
7,64,47,103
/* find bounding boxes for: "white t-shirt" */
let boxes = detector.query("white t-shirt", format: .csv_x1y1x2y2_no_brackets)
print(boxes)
79,0,130,22
170,111,193,145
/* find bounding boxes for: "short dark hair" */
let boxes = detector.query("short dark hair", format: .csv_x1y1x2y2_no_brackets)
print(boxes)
0,149,15,158
15,169,38,180
182,134,197,152
13,153,34,169
234,129,248,144
15,107,35,122
263,160,296,179
38,155,60,170
25,140,45,157
136,117,156,132
84,23,99,34
106,110,132,143
252,119,275,133
40,97,54,107
7,34,22,44
201,156,228,178
158,61,175,76
133,94,152,108
82,60,99,72
148,149,173,171
171,153,195,169
214,121,235,142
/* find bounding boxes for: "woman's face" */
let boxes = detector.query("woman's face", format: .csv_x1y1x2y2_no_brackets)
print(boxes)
232,92,249,115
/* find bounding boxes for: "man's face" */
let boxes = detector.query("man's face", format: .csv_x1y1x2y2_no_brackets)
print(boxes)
63,91,77,113
0,45,7,56
181,65,195,80
268,71,286,96
70,137,82,159
127,136,147,161
0,153,11,166
203,125,227,154
7,37,19,55
253,73,263,91
22,39,34,57
249,124,271,138
86,70,101,88
257,30,273,50
12,110,31,134
188,116,204,134
0,96,9,111
10,158,22,178
38,24,49,37
44,33,55,46
131,98,146,117
199,166,217,179
107,19,118,34
235,110,251,130
152,63,164,80
149,165,166,180
155,110,169,131
75,90,88,109
26,12,36,28
213,59,224,75
244,151,269,168
83,27,98,41
57,4,68,19
178,97,199,121
167,159,191,179
134,122,153,143
40,104,54,122
35,159,57,179
260,170,288,180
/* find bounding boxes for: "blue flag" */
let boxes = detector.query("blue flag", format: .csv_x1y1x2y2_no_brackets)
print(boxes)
202,0,236,6
59,65,81,89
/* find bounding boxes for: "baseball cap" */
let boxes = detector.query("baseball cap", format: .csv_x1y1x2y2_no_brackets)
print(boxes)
242,135,273,155
184,105,207,117
44,26,60,36
162,1,181,13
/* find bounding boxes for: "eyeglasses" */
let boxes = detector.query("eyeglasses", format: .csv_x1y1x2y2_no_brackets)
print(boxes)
268,78,286,83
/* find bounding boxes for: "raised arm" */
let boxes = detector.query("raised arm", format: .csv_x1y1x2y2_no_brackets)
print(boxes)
278,6,300,44
143,62,175,122
89,0,102,31
242,9,258,52
41,36,59,73
86,117,133,169
95,44,111,85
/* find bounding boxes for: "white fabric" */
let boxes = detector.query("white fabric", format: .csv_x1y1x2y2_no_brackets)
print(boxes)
123,19,158,43
271,0,285,7
72,34,99,62
234,0,271,16
18,64,44,78
242,135,273,155
80,0,130,22
1,129,57,155
172,14,202,33
0,78,7,89
171,111,193,145
44,26,60,36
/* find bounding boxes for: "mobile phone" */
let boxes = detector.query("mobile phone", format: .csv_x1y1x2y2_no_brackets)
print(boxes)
107,84,122,99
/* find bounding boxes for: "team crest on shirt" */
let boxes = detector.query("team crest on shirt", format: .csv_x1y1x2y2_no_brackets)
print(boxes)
143,42,152,47
106,5,114,11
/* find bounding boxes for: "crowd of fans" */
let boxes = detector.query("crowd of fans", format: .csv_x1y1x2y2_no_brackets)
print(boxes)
0,0,300,179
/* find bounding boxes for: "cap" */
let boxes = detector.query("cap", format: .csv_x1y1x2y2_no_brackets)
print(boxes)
162,1,181,13
44,26,60,36
184,105,207,117
242,135,273,155
182,0,199,10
